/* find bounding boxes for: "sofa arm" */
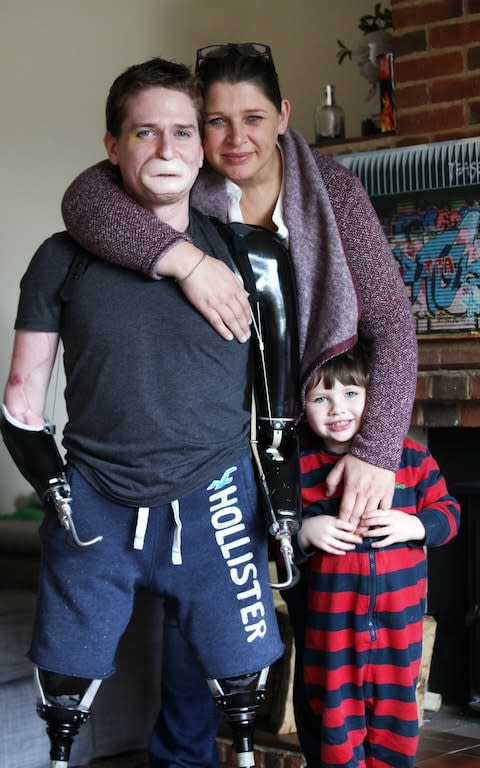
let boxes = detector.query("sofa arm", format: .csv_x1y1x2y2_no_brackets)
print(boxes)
0,520,41,592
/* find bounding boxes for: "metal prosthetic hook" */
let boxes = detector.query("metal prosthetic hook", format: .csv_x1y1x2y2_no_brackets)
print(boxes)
0,405,103,548
251,411,301,591
268,514,300,590
259,421,301,590
48,482,103,548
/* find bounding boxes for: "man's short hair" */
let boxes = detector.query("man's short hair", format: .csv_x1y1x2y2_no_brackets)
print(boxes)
106,57,203,137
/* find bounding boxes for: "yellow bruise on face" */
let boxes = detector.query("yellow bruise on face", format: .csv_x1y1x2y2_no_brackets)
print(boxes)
127,131,144,145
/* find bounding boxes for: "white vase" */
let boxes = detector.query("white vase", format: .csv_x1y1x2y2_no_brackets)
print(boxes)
352,30,393,93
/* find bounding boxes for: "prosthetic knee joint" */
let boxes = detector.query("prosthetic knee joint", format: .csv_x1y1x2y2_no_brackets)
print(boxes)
208,669,269,768
35,669,102,768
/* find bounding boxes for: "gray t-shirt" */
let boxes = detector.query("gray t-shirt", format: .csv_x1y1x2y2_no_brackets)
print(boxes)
15,209,252,506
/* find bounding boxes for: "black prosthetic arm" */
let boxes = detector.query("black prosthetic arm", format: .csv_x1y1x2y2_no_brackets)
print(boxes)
36,669,102,768
0,405,102,547
207,670,269,768
224,223,302,589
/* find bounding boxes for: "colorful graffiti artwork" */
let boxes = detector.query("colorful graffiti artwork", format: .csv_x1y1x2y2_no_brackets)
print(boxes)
371,191,480,336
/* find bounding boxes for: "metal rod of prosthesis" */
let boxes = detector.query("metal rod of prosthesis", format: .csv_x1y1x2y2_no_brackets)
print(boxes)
208,668,269,768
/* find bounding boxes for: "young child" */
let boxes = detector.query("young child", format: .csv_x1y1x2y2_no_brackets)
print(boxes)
295,343,460,768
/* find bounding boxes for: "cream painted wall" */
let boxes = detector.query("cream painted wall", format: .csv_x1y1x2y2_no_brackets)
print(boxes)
0,0,384,509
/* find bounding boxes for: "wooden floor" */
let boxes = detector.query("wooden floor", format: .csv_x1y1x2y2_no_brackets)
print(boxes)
416,730,480,766
88,707,480,767
416,705,480,766
88,731,480,767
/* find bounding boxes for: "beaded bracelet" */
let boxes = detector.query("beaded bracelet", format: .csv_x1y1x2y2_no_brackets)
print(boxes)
176,252,207,283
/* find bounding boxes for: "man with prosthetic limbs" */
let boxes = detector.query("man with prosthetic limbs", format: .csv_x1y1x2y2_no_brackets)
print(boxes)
1,57,301,768
1,222,301,768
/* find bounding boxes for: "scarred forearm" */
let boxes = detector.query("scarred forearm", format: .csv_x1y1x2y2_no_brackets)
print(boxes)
3,330,59,426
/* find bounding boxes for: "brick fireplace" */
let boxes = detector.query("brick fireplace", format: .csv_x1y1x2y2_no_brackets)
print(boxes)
391,0,480,427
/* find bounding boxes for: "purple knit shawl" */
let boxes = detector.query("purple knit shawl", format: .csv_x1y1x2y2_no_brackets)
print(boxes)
191,129,359,388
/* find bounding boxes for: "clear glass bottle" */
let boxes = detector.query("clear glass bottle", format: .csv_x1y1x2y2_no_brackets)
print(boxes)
314,84,345,143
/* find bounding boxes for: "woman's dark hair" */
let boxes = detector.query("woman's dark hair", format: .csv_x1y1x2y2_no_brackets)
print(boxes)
196,47,282,111
106,57,202,137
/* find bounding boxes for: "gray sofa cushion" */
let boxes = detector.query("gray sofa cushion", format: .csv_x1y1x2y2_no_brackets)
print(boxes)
0,591,36,684
0,520,41,555
0,676,50,768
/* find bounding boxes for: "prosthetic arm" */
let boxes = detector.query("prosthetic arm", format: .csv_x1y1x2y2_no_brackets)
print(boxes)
205,223,302,767
0,404,102,548
226,222,302,590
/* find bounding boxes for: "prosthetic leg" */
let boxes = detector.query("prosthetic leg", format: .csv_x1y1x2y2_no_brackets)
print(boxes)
35,670,102,768
207,670,269,768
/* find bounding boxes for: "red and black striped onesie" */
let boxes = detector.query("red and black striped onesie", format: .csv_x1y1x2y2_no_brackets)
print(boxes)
298,436,460,768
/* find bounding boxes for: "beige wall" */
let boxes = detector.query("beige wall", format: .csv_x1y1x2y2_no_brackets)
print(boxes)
0,0,383,509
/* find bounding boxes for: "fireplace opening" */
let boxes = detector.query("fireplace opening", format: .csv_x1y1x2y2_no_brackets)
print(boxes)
426,428,480,710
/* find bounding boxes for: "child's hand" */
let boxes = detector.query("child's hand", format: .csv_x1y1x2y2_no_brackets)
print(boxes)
298,516,363,556
360,508,426,548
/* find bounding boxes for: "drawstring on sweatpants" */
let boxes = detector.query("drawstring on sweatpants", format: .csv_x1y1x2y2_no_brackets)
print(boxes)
132,501,182,563
171,499,182,564
133,507,150,550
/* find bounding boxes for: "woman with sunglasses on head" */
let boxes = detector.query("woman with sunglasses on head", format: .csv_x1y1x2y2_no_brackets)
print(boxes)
61,44,417,767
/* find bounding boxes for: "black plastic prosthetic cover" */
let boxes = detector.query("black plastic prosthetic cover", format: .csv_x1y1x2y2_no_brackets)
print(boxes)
209,673,267,768
222,223,302,529
228,223,300,418
0,407,66,502
37,670,95,765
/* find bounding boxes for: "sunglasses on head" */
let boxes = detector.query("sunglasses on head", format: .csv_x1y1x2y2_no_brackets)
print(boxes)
195,43,272,71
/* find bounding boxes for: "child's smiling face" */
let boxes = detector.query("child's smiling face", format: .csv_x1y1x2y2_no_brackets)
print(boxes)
304,378,367,453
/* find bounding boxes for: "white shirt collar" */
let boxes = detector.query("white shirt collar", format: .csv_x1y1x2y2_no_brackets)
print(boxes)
224,146,289,244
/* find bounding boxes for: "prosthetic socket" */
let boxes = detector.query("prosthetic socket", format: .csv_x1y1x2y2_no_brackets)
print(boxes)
0,225,302,768
0,404,102,548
